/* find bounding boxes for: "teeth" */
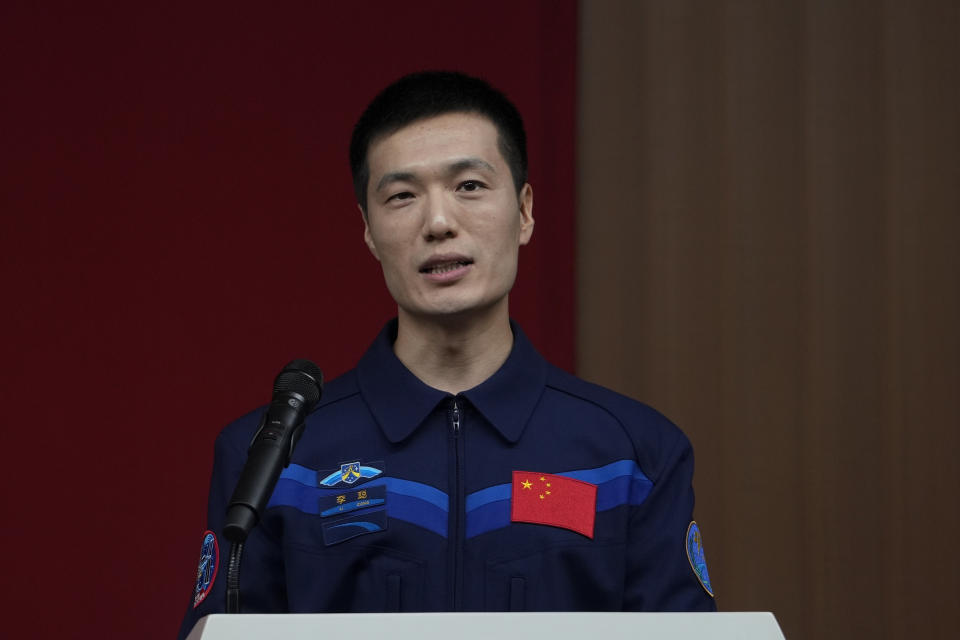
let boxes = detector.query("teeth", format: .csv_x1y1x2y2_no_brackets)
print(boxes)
426,261,468,274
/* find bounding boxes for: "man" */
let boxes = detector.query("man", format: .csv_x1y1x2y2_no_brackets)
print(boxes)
179,71,714,637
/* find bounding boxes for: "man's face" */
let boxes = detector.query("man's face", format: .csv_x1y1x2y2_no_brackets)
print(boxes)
362,112,534,322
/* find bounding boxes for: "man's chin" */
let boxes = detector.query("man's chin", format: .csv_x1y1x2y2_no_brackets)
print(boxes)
399,297,508,326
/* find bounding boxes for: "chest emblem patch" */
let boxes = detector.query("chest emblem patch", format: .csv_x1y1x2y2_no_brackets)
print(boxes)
510,471,597,538
192,530,219,608
319,461,383,487
686,521,714,597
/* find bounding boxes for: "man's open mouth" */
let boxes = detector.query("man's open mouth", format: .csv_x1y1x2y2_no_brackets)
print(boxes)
419,258,474,274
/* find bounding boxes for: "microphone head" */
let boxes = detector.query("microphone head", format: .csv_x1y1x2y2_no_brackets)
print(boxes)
273,359,324,410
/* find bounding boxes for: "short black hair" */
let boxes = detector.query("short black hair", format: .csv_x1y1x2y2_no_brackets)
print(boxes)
350,71,528,212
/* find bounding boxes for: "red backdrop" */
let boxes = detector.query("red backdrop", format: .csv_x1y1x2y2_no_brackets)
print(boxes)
0,3,576,638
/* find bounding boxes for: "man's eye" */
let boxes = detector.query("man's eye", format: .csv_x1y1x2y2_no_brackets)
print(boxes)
387,191,414,202
458,180,486,192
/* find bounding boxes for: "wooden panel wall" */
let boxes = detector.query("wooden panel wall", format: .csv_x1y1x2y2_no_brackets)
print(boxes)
578,2,959,638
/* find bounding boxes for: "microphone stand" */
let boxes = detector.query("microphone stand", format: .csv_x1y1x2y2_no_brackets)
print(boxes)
225,541,244,613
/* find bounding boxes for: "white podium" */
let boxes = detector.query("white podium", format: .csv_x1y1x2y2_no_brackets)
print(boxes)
186,612,786,640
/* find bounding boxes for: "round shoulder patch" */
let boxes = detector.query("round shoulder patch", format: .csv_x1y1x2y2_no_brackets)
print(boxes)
685,521,714,597
193,530,219,608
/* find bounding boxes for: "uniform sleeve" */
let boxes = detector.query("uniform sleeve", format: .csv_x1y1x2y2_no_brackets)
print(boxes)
624,431,716,611
177,426,288,639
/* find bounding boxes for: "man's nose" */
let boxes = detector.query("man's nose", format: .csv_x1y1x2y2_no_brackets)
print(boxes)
423,192,458,241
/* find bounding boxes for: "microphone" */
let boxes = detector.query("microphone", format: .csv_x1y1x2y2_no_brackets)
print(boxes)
223,359,323,543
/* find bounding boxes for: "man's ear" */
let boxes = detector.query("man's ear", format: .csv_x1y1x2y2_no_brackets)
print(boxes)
360,204,380,261
518,183,534,246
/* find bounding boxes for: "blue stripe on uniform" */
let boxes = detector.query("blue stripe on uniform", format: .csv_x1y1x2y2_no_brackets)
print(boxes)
268,468,449,537
281,463,323,487
387,493,447,538
465,483,511,511
268,460,651,540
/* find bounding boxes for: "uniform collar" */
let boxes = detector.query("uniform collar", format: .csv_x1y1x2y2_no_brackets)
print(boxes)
356,318,548,444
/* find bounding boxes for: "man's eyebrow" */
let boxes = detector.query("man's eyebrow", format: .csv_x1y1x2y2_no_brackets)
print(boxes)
375,171,417,193
446,158,496,175
374,158,496,193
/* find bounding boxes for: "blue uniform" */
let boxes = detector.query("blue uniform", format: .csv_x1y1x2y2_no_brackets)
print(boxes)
179,320,714,637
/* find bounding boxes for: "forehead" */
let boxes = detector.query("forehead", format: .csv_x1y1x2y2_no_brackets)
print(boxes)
366,112,504,175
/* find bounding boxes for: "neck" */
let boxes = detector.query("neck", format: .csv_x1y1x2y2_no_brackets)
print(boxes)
393,304,514,394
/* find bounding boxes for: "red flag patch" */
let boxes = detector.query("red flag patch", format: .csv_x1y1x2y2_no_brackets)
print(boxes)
511,471,597,538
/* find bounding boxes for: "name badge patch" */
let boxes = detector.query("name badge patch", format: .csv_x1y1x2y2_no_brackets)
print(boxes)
320,484,386,517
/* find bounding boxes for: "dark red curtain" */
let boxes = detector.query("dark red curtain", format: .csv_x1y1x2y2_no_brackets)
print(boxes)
0,3,576,638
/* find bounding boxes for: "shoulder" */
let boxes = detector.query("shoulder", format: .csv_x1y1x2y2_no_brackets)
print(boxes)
543,365,692,482
315,367,362,410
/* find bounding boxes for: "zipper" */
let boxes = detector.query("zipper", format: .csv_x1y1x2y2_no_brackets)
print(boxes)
447,397,464,610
